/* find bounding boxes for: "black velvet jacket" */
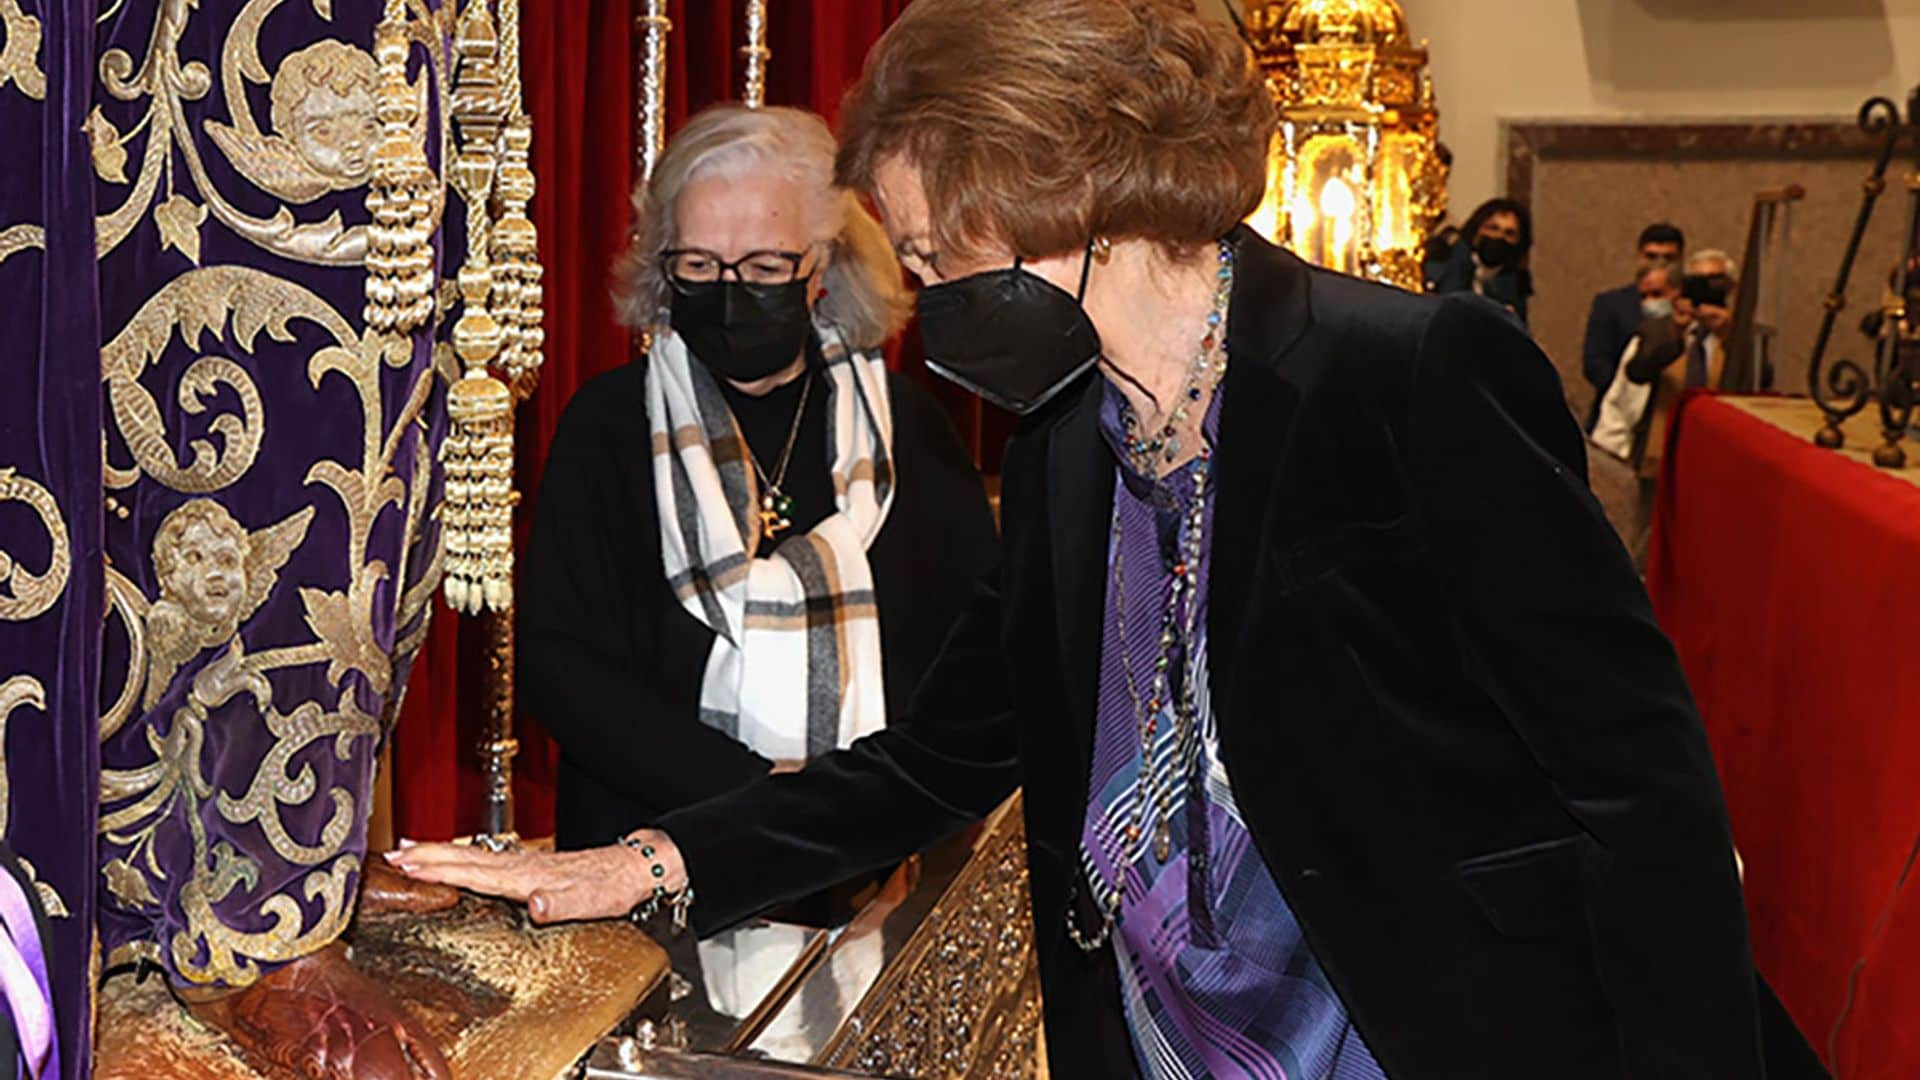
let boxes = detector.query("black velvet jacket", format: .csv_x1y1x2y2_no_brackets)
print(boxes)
659,229,1802,1078
521,357,997,851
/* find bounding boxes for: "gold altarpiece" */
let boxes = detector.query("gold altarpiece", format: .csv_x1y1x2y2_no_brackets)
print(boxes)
1245,0,1448,291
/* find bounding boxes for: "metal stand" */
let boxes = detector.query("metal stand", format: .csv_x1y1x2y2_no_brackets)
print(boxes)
1808,88,1920,460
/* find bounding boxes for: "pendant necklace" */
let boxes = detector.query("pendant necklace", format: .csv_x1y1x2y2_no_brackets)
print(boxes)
1069,450,1214,953
1067,240,1233,955
747,371,813,544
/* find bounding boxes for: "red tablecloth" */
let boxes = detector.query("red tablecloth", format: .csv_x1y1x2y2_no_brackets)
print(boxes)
1649,393,1920,1075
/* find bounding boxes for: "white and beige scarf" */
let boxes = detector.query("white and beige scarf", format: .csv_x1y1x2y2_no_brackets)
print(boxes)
647,319,895,765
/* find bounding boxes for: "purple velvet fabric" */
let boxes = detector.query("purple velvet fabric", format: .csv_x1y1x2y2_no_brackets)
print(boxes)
0,3,104,1077
89,0,447,989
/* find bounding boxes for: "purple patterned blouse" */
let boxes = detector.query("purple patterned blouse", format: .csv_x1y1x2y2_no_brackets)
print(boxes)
1080,382,1388,1079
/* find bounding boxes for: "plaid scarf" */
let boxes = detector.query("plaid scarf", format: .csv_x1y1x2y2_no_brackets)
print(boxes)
647,319,894,764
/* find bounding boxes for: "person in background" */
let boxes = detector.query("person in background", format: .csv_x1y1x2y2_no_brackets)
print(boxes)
1591,259,1688,567
1594,249,1737,568
518,102,997,853
1423,196,1533,326
1582,222,1685,429
1683,247,1739,351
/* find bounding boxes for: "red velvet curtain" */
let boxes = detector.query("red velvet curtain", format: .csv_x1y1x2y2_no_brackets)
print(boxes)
390,0,920,841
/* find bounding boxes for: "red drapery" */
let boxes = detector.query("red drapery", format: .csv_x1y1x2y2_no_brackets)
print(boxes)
1648,393,1920,1076
392,0,916,842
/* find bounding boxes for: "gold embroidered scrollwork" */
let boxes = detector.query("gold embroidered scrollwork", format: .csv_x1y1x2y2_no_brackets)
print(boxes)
92,0,446,266
103,638,378,984
0,0,45,102
0,676,45,840
214,691,381,866
94,0,464,985
99,260,437,983
100,267,325,494
0,468,71,621
0,224,42,268
0,466,76,920
0,680,70,917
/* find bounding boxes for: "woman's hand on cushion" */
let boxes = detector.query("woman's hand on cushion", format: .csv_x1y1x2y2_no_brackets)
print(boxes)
383,830,687,925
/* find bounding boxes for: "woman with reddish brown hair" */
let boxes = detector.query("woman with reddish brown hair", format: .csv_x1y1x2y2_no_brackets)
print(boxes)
396,3,1817,1077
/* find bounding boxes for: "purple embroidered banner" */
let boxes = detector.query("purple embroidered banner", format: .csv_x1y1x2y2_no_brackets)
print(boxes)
90,0,447,988
0,2,103,1076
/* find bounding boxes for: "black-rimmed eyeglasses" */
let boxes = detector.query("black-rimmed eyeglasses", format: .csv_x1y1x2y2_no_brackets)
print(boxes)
661,248,810,288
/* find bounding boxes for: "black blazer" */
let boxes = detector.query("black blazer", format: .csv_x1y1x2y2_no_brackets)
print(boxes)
522,358,998,851
661,229,1795,1078
1583,283,1642,423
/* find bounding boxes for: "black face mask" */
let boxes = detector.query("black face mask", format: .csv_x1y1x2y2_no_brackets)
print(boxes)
670,278,813,383
1474,235,1520,270
915,245,1102,415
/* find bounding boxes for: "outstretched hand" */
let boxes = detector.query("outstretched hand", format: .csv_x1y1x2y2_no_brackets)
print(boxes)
383,831,688,925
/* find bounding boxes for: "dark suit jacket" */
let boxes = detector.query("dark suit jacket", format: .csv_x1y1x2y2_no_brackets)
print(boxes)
1584,283,1643,424
660,228,1790,1078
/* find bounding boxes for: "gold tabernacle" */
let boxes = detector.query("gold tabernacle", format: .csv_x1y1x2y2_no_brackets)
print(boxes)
1243,0,1447,291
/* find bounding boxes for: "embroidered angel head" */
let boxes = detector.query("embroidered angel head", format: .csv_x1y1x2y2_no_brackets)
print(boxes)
143,500,314,709
203,40,392,205
155,500,249,628
270,40,379,185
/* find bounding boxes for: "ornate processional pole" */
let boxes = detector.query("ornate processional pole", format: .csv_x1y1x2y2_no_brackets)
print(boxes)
405,0,545,847
636,0,673,183
741,0,770,109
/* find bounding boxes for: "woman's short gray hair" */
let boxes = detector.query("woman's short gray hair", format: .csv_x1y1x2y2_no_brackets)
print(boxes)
612,104,911,350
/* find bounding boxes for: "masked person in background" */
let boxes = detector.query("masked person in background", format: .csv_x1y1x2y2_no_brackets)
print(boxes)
396,4,1823,1077
1424,196,1534,327
1581,223,1686,430
505,103,996,1010
1594,250,1737,567
1592,259,1688,566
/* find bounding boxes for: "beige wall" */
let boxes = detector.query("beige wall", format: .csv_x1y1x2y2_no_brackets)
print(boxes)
1198,0,1920,405
1197,0,1920,211
1530,155,1905,419
1398,0,1920,212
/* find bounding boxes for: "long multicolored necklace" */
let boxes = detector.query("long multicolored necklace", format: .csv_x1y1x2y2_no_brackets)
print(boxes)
1119,240,1234,476
747,371,813,543
1069,452,1214,954
1068,244,1231,954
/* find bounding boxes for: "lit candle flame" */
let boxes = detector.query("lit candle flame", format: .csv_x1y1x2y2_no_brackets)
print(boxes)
1320,176,1356,273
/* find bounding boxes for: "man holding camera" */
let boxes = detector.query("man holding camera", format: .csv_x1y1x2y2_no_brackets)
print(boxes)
1637,250,1737,473
1591,249,1738,565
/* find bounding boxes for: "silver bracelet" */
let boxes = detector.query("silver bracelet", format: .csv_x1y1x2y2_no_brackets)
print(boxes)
622,834,694,933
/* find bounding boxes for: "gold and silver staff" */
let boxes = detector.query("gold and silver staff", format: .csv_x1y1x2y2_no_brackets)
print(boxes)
741,0,769,108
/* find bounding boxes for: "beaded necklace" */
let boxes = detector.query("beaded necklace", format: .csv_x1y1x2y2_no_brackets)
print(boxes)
1068,241,1232,954
1118,240,1234,476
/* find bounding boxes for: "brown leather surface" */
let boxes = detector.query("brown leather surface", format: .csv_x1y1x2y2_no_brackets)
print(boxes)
181,942,452,1080
357,859,460,917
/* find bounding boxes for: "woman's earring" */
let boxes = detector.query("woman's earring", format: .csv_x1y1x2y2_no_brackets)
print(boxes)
1092,236,1113,263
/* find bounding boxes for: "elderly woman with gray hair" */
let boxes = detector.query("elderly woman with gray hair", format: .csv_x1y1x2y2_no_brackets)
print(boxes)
515,103,996,864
